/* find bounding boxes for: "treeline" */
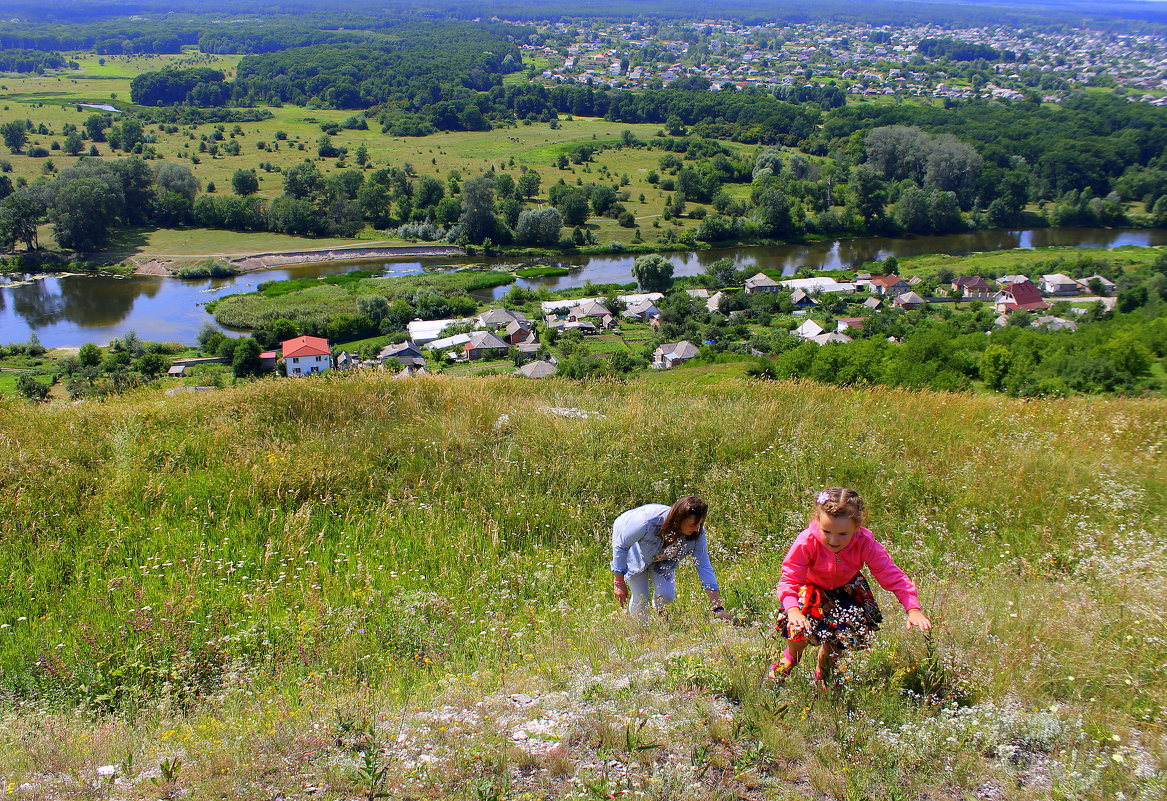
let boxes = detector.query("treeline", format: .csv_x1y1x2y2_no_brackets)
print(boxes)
129,22,522,112
916,38,1008,63
818,93,1167,203
0,157,195,252
197,27,383,55
0,22,196,54
130,68,228,107
0,49,73,73
232,38,518,109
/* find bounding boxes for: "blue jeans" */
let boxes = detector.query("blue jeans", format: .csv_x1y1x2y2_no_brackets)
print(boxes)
626,562,676,617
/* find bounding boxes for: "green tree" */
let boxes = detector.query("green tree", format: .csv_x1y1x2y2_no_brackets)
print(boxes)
232,169,259,196
979,343,1013,391
231,337,262,377
456,175,500,245
110,118,144,152
84,114,107,142
704,257,740,288
517,171,541,199
1102,333,1152,379
134,352,167,377
78,343,102,367
0,189,44,250
1,121,28,154
846,165,888,226
316,134,339,159
554,188,590,225
283,160,324,200
631,254,675,292
514,207,562,246
153,162,199,200
50,178,116,250
63,132,84,156
892,184,931,233
752,184,800,238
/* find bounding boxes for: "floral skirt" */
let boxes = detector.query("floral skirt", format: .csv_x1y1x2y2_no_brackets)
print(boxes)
776,573,883,651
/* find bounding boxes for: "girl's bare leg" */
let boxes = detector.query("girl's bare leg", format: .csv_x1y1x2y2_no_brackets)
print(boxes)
768,639,808,680
816,642,842,683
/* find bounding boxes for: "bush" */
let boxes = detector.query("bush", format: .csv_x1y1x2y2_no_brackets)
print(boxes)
15,374,49,402
176,259,241,279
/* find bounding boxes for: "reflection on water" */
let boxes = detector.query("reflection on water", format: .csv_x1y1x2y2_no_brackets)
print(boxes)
2,228,1164,347
11,275,161,328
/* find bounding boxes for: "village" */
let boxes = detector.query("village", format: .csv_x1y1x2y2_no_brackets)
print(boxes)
518,17,1167,105
201,265,1115,382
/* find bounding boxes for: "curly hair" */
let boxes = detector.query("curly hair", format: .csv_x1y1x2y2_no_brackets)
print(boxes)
813,487,867,525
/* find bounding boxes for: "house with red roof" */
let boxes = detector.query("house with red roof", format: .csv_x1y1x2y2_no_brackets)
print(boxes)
868,274,910,296
995,281,1050,314
951,275,993,299
282,335,332,376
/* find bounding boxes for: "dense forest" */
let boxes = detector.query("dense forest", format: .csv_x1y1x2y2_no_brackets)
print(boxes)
0,49,74,73
4,0,1166,31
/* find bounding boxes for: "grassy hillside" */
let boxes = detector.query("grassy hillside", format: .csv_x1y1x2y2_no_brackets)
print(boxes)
0,374,1164,799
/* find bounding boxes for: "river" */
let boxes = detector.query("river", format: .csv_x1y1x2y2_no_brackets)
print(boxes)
2,227,1163,348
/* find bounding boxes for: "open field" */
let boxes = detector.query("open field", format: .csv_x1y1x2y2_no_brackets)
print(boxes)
1,53,725,253
0,374,1163,798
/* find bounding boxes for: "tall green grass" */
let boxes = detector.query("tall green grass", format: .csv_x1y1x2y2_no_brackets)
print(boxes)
0,374,1163,796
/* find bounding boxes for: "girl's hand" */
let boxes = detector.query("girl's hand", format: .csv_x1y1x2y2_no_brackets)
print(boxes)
786,608,808,633
906,609,932,632
613,577,629,607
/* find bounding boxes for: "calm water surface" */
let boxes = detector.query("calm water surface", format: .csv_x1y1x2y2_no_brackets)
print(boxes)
2,228,1163,347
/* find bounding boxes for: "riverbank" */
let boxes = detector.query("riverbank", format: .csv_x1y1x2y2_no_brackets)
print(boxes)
5,230,1166,349
129,244,468,276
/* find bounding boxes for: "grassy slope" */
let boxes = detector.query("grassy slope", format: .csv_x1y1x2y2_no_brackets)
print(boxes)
0,374,1164,799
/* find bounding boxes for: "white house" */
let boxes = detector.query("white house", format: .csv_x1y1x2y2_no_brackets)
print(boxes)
1041,274,1080,296
779,277,857,294
810,332,853,346
407,318,458,345
794,319,824,339
426,332,473,352
283,335,331,376
745,272,781,293
624,298,660,321
652,340,699,369
514,360,558,378
1076,274,1115,295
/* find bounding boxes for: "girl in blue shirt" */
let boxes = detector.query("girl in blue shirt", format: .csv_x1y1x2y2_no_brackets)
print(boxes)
611,495,732,619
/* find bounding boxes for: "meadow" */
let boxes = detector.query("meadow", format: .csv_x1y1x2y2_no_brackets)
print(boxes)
0,372,1164,799
0,52,719,257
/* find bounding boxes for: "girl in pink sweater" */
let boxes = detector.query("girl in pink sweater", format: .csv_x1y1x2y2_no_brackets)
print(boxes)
768,487,931,685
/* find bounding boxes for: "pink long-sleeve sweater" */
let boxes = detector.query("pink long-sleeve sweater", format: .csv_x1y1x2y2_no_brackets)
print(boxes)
778,520,921,612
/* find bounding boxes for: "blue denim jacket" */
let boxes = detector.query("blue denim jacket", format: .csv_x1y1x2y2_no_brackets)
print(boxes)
610,503,719,591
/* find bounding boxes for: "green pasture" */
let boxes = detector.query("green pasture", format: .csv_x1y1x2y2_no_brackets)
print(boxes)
1,56,724,252
99,226,401,262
